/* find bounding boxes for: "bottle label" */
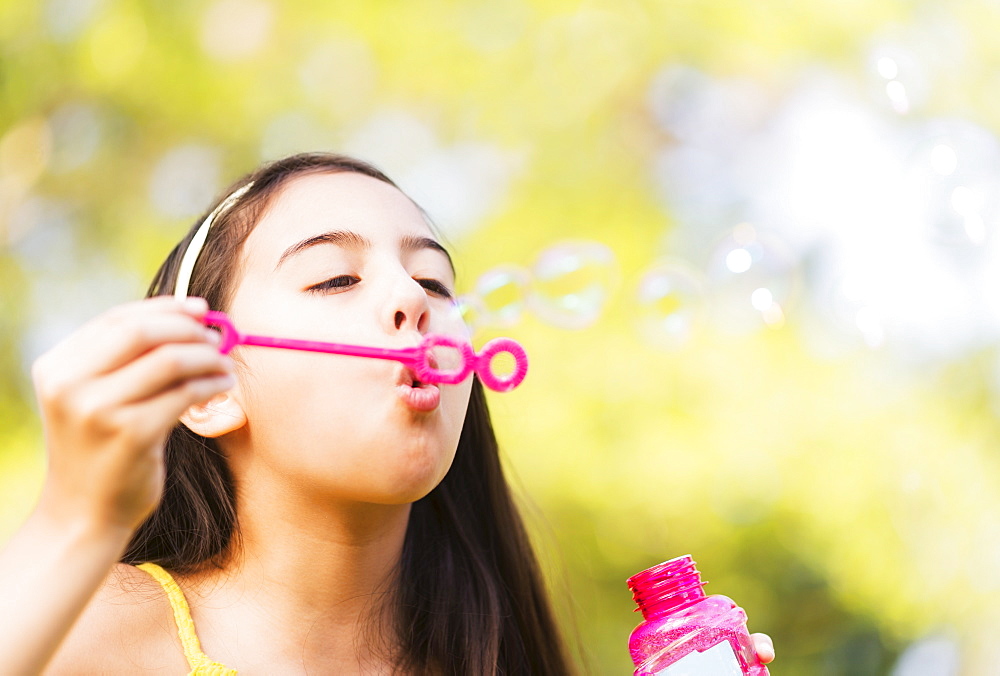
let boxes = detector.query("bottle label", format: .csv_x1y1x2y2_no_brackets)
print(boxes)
653,640,743,676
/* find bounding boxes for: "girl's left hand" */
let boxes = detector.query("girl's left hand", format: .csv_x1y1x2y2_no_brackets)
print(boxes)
752,633,775,665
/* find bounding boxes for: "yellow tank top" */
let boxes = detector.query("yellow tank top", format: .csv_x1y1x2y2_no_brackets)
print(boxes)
136,562,238,676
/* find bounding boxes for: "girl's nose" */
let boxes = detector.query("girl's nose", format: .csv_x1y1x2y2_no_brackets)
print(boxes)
385,275,431,335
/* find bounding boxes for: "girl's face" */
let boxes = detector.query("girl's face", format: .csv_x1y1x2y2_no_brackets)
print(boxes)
223,172,473,504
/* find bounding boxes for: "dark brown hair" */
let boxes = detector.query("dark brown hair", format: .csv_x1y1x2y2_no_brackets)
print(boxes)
122,152,573,675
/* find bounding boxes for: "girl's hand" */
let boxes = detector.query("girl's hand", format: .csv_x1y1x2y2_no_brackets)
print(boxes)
752,632,775,665
31,296,234,535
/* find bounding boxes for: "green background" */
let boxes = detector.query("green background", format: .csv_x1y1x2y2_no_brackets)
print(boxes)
3,1,1000,673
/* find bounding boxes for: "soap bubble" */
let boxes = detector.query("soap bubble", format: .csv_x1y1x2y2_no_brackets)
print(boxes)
705,224,798,332
635,261,705,348
472,265,531,328
528,240,618,329
454,294,487,333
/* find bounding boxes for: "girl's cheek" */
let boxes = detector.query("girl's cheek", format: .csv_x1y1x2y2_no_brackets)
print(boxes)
435,310,472,338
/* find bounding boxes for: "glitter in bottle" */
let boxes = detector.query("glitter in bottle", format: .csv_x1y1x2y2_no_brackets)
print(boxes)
627,555,768,675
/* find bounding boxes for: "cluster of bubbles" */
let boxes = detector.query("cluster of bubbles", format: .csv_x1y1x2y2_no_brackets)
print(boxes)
641,35,1000,362
456,229,798,349
456,241,619,333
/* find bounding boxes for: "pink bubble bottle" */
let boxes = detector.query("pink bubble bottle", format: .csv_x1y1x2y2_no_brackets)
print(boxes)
627,555,768,675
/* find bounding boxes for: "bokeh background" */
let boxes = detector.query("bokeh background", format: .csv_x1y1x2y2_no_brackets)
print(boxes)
3,0,1000,673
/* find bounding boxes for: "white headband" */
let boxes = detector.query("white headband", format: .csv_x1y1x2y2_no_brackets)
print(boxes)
173,182,255,300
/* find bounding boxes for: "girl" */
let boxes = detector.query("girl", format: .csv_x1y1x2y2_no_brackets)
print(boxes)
0,153,774,674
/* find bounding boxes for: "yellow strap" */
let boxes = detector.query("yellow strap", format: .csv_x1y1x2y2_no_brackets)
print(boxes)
136,562,238,675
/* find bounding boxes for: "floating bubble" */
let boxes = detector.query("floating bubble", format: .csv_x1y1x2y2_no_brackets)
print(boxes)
454,294,487,333
705,223,798,332
435,296,473,341
528,240,618,329
635,261,705,348
472,265,530,328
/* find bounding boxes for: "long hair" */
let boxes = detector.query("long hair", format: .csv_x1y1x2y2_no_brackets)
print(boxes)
121,152,573,675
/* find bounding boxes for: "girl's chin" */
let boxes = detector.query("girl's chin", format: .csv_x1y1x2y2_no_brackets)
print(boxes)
310,460,452,505
335,483,443,507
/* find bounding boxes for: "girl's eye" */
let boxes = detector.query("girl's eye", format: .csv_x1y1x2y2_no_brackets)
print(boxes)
416,278,454,299
308,275,360,293
307,275,452,298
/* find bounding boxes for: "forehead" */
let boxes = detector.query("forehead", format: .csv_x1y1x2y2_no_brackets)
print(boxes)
243,171,436,266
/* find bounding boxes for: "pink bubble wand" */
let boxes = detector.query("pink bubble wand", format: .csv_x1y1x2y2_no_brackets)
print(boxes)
202,311,528,393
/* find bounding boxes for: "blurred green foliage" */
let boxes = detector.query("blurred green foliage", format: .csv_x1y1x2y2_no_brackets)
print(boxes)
4,0,1000,673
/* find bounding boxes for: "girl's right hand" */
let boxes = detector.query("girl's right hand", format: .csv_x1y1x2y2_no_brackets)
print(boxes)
30,296,235,536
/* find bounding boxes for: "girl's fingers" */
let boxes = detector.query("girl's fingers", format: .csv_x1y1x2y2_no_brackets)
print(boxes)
751,633,775,664
51,298,217,380
128,373,238,428
89,342,233,406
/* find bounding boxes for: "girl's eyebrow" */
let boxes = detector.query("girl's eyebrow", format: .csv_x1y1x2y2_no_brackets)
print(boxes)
275,230,454,274
400,234,456,274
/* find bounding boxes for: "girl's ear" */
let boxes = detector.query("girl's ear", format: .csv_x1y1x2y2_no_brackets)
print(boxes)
180,389,247,438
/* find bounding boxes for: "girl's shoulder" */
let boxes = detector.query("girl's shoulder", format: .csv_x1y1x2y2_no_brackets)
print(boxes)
43,563,188,675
